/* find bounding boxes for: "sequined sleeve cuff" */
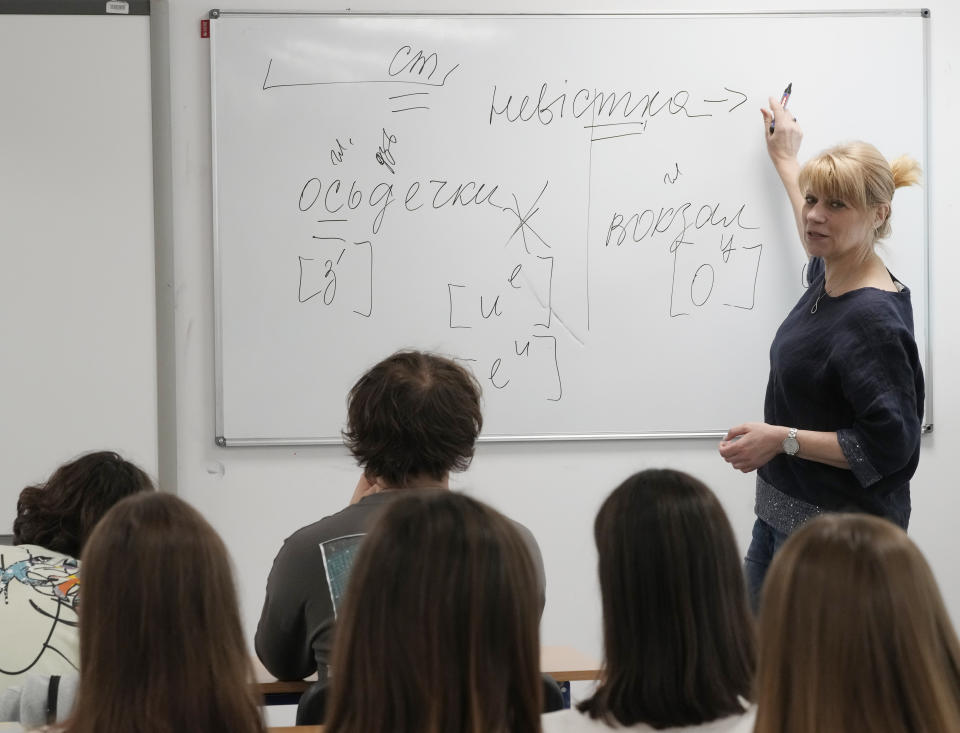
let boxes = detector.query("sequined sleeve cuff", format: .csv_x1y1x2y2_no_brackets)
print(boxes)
837,428,882,487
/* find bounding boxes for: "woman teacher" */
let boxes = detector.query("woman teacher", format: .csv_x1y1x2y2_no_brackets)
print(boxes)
718,96,924,603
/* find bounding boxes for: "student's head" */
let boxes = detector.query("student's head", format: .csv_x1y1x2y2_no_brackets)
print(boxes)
343,350,483,487
325,492,542,733
13,450,154,557
579,469,755,728
798,141,921,249
755,513,960,733
70,492,264,733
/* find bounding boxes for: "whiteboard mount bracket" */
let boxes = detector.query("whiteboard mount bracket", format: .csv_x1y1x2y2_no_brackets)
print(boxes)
209,9,220,19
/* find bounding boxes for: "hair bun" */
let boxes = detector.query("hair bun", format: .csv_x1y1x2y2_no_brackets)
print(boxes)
890,155,922,189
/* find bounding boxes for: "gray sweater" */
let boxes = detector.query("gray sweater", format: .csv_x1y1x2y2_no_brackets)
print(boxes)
255,490,546,682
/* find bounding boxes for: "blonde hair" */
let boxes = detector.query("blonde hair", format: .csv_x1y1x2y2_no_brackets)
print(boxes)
755,514,960,733
798,141,921,242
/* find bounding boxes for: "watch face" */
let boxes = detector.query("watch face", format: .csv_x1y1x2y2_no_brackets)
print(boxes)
783,436,800,455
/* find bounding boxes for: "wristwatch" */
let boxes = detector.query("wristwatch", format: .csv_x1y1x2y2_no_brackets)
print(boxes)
782,427,800,456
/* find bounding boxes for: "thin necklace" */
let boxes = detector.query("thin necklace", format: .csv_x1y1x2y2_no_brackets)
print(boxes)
811,282,829,314
811,266,854,314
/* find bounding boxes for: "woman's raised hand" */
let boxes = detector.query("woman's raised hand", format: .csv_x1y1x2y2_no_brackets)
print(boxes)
761,96,803,165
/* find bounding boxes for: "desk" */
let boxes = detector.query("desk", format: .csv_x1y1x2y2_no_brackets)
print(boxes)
539,645,602,682
254,659,317,706
256,644,600,705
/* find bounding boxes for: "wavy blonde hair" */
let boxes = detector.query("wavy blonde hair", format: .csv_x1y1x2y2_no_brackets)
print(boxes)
798,141,921,242
755,514,960,733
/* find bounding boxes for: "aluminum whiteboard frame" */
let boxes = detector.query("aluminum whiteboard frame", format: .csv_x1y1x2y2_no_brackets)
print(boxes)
210,8,932,446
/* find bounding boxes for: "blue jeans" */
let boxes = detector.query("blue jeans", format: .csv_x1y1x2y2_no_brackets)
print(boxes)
744,517,790,612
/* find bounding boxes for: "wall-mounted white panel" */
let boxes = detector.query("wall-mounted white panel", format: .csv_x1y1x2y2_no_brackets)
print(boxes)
210,11,928,444
0,10,158,528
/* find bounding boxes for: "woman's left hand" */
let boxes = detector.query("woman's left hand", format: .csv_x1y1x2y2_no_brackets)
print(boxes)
718,422,785,472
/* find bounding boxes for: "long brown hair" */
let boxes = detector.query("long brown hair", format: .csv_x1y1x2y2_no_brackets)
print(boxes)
755,513,960,733
68,492,265,733
579,469,755,727
14,450,154,557
324,491,542,733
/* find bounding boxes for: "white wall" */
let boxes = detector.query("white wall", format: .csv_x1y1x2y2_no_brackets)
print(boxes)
1,13,159,528
151,0,960,680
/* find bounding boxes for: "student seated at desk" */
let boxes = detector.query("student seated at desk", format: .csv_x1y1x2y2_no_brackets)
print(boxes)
55,492,266,733
753,514,960,733
544,469,755,733
323,491,543,733
255,350,545,684
0,450,153,720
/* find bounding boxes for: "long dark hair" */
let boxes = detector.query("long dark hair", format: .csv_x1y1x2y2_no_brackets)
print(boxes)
342,350,483,487
324,492,542,733
68,492,265,733
13,450,154,557
755,514,960,733
579,469,755,727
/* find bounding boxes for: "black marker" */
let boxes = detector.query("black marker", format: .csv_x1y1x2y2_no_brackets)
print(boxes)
769,82,792,134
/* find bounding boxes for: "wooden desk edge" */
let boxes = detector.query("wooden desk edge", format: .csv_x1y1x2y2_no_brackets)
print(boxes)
545,668,601,682
258,668,599,693
259,678,312,694
256,645,601,694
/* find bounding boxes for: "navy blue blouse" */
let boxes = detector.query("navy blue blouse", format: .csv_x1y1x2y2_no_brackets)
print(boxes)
757,257,924,531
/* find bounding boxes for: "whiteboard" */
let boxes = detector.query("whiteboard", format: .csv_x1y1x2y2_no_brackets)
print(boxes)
0,7,158,528
210,11,930,444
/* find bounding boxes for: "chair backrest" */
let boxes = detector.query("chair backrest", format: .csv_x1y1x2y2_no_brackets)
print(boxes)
295,680,328,725
542,673,565,713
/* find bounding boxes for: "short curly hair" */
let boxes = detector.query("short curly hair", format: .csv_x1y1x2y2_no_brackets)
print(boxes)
13,450,155,558
343,351,483,487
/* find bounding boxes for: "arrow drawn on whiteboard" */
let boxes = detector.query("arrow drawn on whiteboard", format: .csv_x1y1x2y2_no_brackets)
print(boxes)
702,87,748,112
